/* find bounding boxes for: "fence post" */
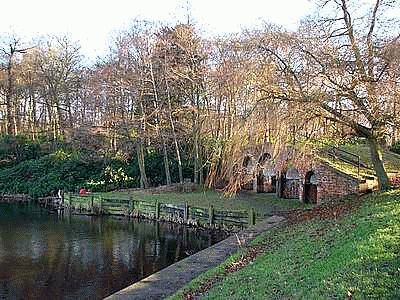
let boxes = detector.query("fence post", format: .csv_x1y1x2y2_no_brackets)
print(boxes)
155,200,160,219
184,202,189,223
99,197,103,214
136,201,141,217
129,196,134,214
248,208,255,226
208,205,214,225
90,195,94,212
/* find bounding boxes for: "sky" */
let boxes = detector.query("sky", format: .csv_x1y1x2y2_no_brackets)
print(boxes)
0,0,315,60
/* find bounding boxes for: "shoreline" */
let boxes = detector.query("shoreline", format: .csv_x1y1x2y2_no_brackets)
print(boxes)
105,215,285,299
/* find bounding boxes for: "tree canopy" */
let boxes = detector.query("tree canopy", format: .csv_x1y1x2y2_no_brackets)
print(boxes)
0,0,399,191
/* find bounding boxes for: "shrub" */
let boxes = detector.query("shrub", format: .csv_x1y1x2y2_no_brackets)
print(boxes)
0,151,102,198
0,143,197,197
390,141,400,154
0,135,42,167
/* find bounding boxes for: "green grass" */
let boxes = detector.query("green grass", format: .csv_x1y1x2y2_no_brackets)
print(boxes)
318,155,373,179
319,143,400,179
170,190,400,299
96,190,308,217
340,144,400,174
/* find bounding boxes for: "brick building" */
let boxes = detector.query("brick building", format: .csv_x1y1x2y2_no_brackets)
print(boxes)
276,161,359,204
240,145,360,204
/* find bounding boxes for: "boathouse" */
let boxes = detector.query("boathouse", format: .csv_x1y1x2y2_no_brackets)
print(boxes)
239,144,364,204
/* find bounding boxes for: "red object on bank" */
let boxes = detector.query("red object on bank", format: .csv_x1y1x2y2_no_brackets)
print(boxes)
79,188,88,195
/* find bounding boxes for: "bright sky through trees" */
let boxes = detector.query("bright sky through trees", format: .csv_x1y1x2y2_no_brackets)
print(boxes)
0,0,314,59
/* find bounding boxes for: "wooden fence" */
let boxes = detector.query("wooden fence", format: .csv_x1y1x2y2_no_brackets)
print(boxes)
60,194,256,228
0,194,31,203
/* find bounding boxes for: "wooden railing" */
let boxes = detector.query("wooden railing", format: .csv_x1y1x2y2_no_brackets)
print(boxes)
62,194,256,228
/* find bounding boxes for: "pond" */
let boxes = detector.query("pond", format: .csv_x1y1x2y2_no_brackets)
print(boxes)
0,203,227,299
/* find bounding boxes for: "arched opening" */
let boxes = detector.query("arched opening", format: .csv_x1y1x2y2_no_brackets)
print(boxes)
257,172,265,192
304,170,317,204
258,152,272,165
242,155,255,190
258,168,277,193
256,153,275,193
270,175,277,193
279,167,300,199
277,171,286,198
242,155,252,168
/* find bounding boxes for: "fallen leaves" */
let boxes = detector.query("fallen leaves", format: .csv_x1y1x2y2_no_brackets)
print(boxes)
183,196,364,299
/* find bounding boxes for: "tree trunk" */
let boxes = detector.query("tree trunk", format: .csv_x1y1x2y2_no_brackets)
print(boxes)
136,140,149,189
192,90,201,184
199,156,204,186
367,136,391,191
392,100,398,145
162,138,172,185
29,89,37,140
12,102,18,135
163,51,184,184
56,98,64,138
193,129,199,184
170,113,184,184
5,57,15,135
149,61,172,186
165,78,183,184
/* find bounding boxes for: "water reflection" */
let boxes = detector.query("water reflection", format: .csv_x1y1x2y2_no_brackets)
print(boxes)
0,203,226,299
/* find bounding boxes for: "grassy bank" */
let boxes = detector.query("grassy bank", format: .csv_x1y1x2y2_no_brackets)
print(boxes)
170,190,400,299
98,190,308,217
319,142,400,179
340,143,400,174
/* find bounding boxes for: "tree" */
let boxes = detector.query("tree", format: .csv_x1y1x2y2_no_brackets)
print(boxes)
35,36,82,139
0,35,32,135
259,0,399,190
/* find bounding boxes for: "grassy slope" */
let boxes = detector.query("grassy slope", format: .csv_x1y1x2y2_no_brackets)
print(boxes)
97,190,309,217
319,143,400,179
171,190,400,299
340,144,400,173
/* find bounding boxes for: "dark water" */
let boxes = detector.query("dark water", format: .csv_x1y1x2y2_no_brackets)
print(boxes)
0,203,226,300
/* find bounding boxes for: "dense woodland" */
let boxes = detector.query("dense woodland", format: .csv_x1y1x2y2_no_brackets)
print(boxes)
0,0,399,196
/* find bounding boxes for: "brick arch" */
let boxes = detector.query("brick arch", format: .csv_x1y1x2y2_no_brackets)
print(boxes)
258,152,272,166
304,170,318,204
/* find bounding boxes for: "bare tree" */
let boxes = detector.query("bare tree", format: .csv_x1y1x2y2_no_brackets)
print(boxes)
0,35,32,135
259,0,399,190
35,36,81,139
